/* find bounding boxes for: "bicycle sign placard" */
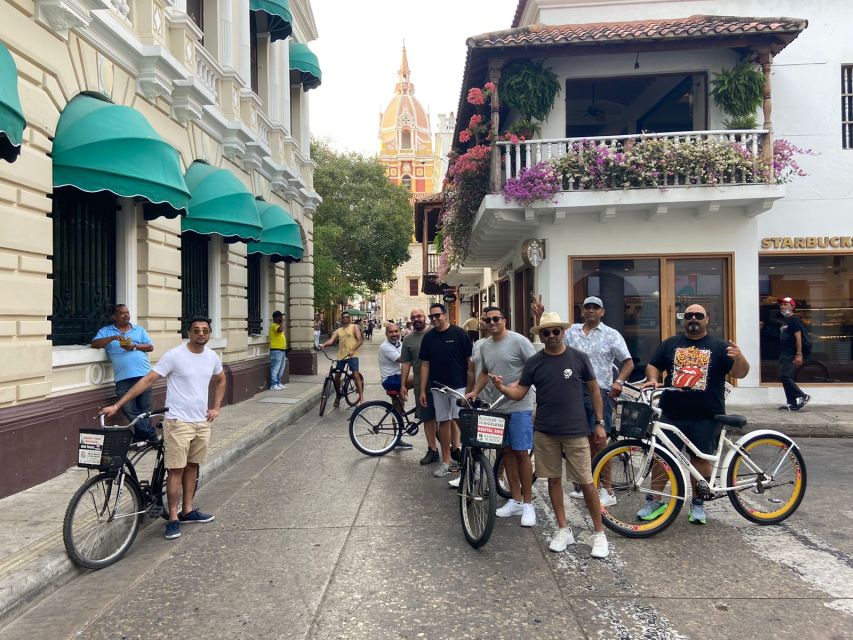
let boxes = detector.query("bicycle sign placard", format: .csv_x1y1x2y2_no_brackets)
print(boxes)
475,414,506,446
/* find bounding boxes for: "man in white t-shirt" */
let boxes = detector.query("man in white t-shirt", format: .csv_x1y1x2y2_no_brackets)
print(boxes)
377,322,413,450
101,317,227,540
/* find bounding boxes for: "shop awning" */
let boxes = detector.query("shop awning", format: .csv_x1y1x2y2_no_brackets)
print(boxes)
250,0,292,43
182,161,262,242
248,200,304,262
52,94,190,217
289,42,322,91
0,43,26,162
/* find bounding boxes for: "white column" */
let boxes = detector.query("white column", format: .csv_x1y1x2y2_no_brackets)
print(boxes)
115,198,138,322
300,90,310,156
268,40,280,122
239,0,251,82
279,43,289,130
219,0,233,67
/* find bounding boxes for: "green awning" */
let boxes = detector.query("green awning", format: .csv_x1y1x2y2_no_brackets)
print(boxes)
52,94,189,218
250,0,292,43
182,161,262,242
0,43,26,162
289,41,321,91
248,200,304,262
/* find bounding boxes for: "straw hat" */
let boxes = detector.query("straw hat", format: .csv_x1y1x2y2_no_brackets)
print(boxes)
530,311,571,334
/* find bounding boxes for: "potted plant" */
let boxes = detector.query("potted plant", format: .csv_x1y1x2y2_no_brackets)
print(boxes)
710,62,765,129
501,60,561,138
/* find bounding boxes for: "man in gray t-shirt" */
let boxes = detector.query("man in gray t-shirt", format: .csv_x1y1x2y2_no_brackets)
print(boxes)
399,308,438,465
466,306,538,527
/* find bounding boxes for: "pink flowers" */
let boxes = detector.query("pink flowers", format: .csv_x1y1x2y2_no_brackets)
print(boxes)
469,114,483,128
484,81,496,92
458,130,471,143
502,162,561,206
467,88,485,106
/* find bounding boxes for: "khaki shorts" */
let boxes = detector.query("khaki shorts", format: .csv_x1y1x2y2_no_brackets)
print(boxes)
163,419,211,469
533,431,593,484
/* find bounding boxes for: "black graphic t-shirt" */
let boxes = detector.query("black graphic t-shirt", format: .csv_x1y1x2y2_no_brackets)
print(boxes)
779,315,806,356
518,347,595,437
418,324,472,389
649,334,733,420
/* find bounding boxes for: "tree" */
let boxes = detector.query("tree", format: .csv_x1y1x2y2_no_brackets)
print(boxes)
311,138,413,310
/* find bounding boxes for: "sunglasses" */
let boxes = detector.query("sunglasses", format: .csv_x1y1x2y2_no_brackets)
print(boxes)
683,312,706,320
483,316,503,324
191,328,211,335
428,313,442,320
539,328,562,337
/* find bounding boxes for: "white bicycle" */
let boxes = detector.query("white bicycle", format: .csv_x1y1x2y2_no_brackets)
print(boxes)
592,382,807,538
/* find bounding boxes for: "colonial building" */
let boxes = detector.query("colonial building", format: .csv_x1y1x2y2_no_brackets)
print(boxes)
0,0,323,496
442,0,852,403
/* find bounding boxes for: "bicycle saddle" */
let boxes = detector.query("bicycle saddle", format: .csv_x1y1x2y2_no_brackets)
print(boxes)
715,414,747,429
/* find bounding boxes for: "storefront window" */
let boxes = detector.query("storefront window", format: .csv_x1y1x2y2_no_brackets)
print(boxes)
759,255,853,383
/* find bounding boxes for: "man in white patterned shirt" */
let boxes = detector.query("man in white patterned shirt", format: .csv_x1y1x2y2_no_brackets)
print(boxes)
533,295,633,503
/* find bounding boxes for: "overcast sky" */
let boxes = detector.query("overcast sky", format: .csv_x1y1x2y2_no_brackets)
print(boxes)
309,0,518,156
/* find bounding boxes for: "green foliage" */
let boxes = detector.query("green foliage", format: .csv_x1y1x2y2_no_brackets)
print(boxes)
711,63,765,125
505,118,539,139
311,138,413,309
500,60,561,123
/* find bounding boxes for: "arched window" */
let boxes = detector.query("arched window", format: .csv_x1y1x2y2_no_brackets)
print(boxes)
400,129,412,150
401,174,412,191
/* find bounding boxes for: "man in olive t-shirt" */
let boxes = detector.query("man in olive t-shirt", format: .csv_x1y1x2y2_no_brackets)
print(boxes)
399,308,437,464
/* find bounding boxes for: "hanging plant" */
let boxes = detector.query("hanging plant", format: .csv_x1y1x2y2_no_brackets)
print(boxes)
500,60,561,127
710,62,765,129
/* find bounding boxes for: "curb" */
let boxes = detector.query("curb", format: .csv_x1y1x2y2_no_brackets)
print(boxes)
0,389,322,625
746,422,853,438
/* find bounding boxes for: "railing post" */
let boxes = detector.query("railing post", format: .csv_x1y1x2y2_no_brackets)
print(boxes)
489,63,502,193
759,50,774,179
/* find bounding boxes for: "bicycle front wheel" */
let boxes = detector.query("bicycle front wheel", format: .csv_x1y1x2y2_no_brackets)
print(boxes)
349,401,402,456
63,473,144,569
726,433,807,525
344,372,361,407
593,439,685,538
459,449,496,548
319,377,333,416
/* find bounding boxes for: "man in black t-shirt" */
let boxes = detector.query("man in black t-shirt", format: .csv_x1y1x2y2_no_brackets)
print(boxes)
644,303,750,525
491,312,609,559
777,296,810,411
418,303,472,478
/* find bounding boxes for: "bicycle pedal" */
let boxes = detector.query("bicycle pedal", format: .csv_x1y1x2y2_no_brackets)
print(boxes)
148,505,164,518
405,424,419,436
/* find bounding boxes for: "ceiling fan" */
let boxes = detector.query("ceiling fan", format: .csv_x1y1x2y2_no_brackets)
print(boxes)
573,84,606,119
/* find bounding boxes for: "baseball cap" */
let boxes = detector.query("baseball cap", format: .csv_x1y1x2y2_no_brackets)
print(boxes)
583,296,604,307
778,297,797,308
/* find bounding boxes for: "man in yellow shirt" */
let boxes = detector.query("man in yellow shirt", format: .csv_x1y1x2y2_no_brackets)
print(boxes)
269,310,287,390
321,311,364,406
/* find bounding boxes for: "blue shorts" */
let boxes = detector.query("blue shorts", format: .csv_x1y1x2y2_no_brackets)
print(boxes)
505,410,534,451
583,388,613,434
381,374,401,391
335,357,359,373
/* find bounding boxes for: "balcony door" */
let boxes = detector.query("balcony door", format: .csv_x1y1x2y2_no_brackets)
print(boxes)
572,256,731,377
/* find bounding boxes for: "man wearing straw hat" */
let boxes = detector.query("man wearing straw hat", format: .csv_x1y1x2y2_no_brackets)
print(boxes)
490,311,609,559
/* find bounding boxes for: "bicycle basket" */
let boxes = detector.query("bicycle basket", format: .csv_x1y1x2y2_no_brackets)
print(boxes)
458,409,508,449
77,428,133,471
615,402,655,439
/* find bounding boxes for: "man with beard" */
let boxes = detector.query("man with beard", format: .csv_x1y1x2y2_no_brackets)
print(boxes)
378,322,413,450
399,309,438,464
642,303,750,525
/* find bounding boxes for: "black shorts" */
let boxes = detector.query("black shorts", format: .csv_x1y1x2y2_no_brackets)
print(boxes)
659,414,721,455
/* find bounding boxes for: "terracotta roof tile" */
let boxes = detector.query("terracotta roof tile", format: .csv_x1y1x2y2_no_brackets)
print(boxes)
472,15,808,48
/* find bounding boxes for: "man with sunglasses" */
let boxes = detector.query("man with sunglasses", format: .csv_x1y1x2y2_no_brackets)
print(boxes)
490,312,609,558
101,317,227,540
643,304,749,525
399,308,438,464
418,303,472,478
465,307,537,525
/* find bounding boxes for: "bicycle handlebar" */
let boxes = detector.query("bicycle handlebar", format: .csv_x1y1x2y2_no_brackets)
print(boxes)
429,383,508,412
98,407,168,429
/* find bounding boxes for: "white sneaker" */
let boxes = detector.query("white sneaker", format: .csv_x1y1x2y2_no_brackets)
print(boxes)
590,531,609,559
447,476,460,488
549,527,575,552
495,499,523,517
599,487,617,508
433,463,451,478
569,489,584,499
520,503,536,527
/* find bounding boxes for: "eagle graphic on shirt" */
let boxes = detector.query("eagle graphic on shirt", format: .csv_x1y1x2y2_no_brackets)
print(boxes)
671,346,712,391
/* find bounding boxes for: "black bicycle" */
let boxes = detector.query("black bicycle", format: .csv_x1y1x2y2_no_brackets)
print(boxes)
348,391,421,456
318,347,361,416
63,409,172,569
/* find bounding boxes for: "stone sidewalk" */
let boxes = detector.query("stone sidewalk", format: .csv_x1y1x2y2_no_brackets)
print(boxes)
0,341,850,622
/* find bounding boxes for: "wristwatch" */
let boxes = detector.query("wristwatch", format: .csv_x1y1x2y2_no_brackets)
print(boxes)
614,379,625,386
595,419,605,426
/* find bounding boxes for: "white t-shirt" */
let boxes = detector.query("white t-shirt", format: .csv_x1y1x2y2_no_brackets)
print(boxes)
378,339,402,382
153,344,224,422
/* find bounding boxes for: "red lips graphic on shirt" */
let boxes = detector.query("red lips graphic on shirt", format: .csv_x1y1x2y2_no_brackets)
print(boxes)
672,366,703,389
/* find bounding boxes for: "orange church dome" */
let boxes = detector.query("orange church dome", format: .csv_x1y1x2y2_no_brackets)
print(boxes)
379,46,432,156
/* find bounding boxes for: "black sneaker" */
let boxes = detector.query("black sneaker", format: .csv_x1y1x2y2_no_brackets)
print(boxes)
164,520,181,539
450,447,462,463
395,438,414,450
778,404,794,411
178,509,215,523
419,449,439,465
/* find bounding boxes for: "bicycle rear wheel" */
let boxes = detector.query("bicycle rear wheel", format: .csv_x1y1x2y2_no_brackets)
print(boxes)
63,473,144,569
592,439,685,538
319,377,333,416
344,372,361,407
349,401,402,456
459,449,496,548
726,433,807,525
